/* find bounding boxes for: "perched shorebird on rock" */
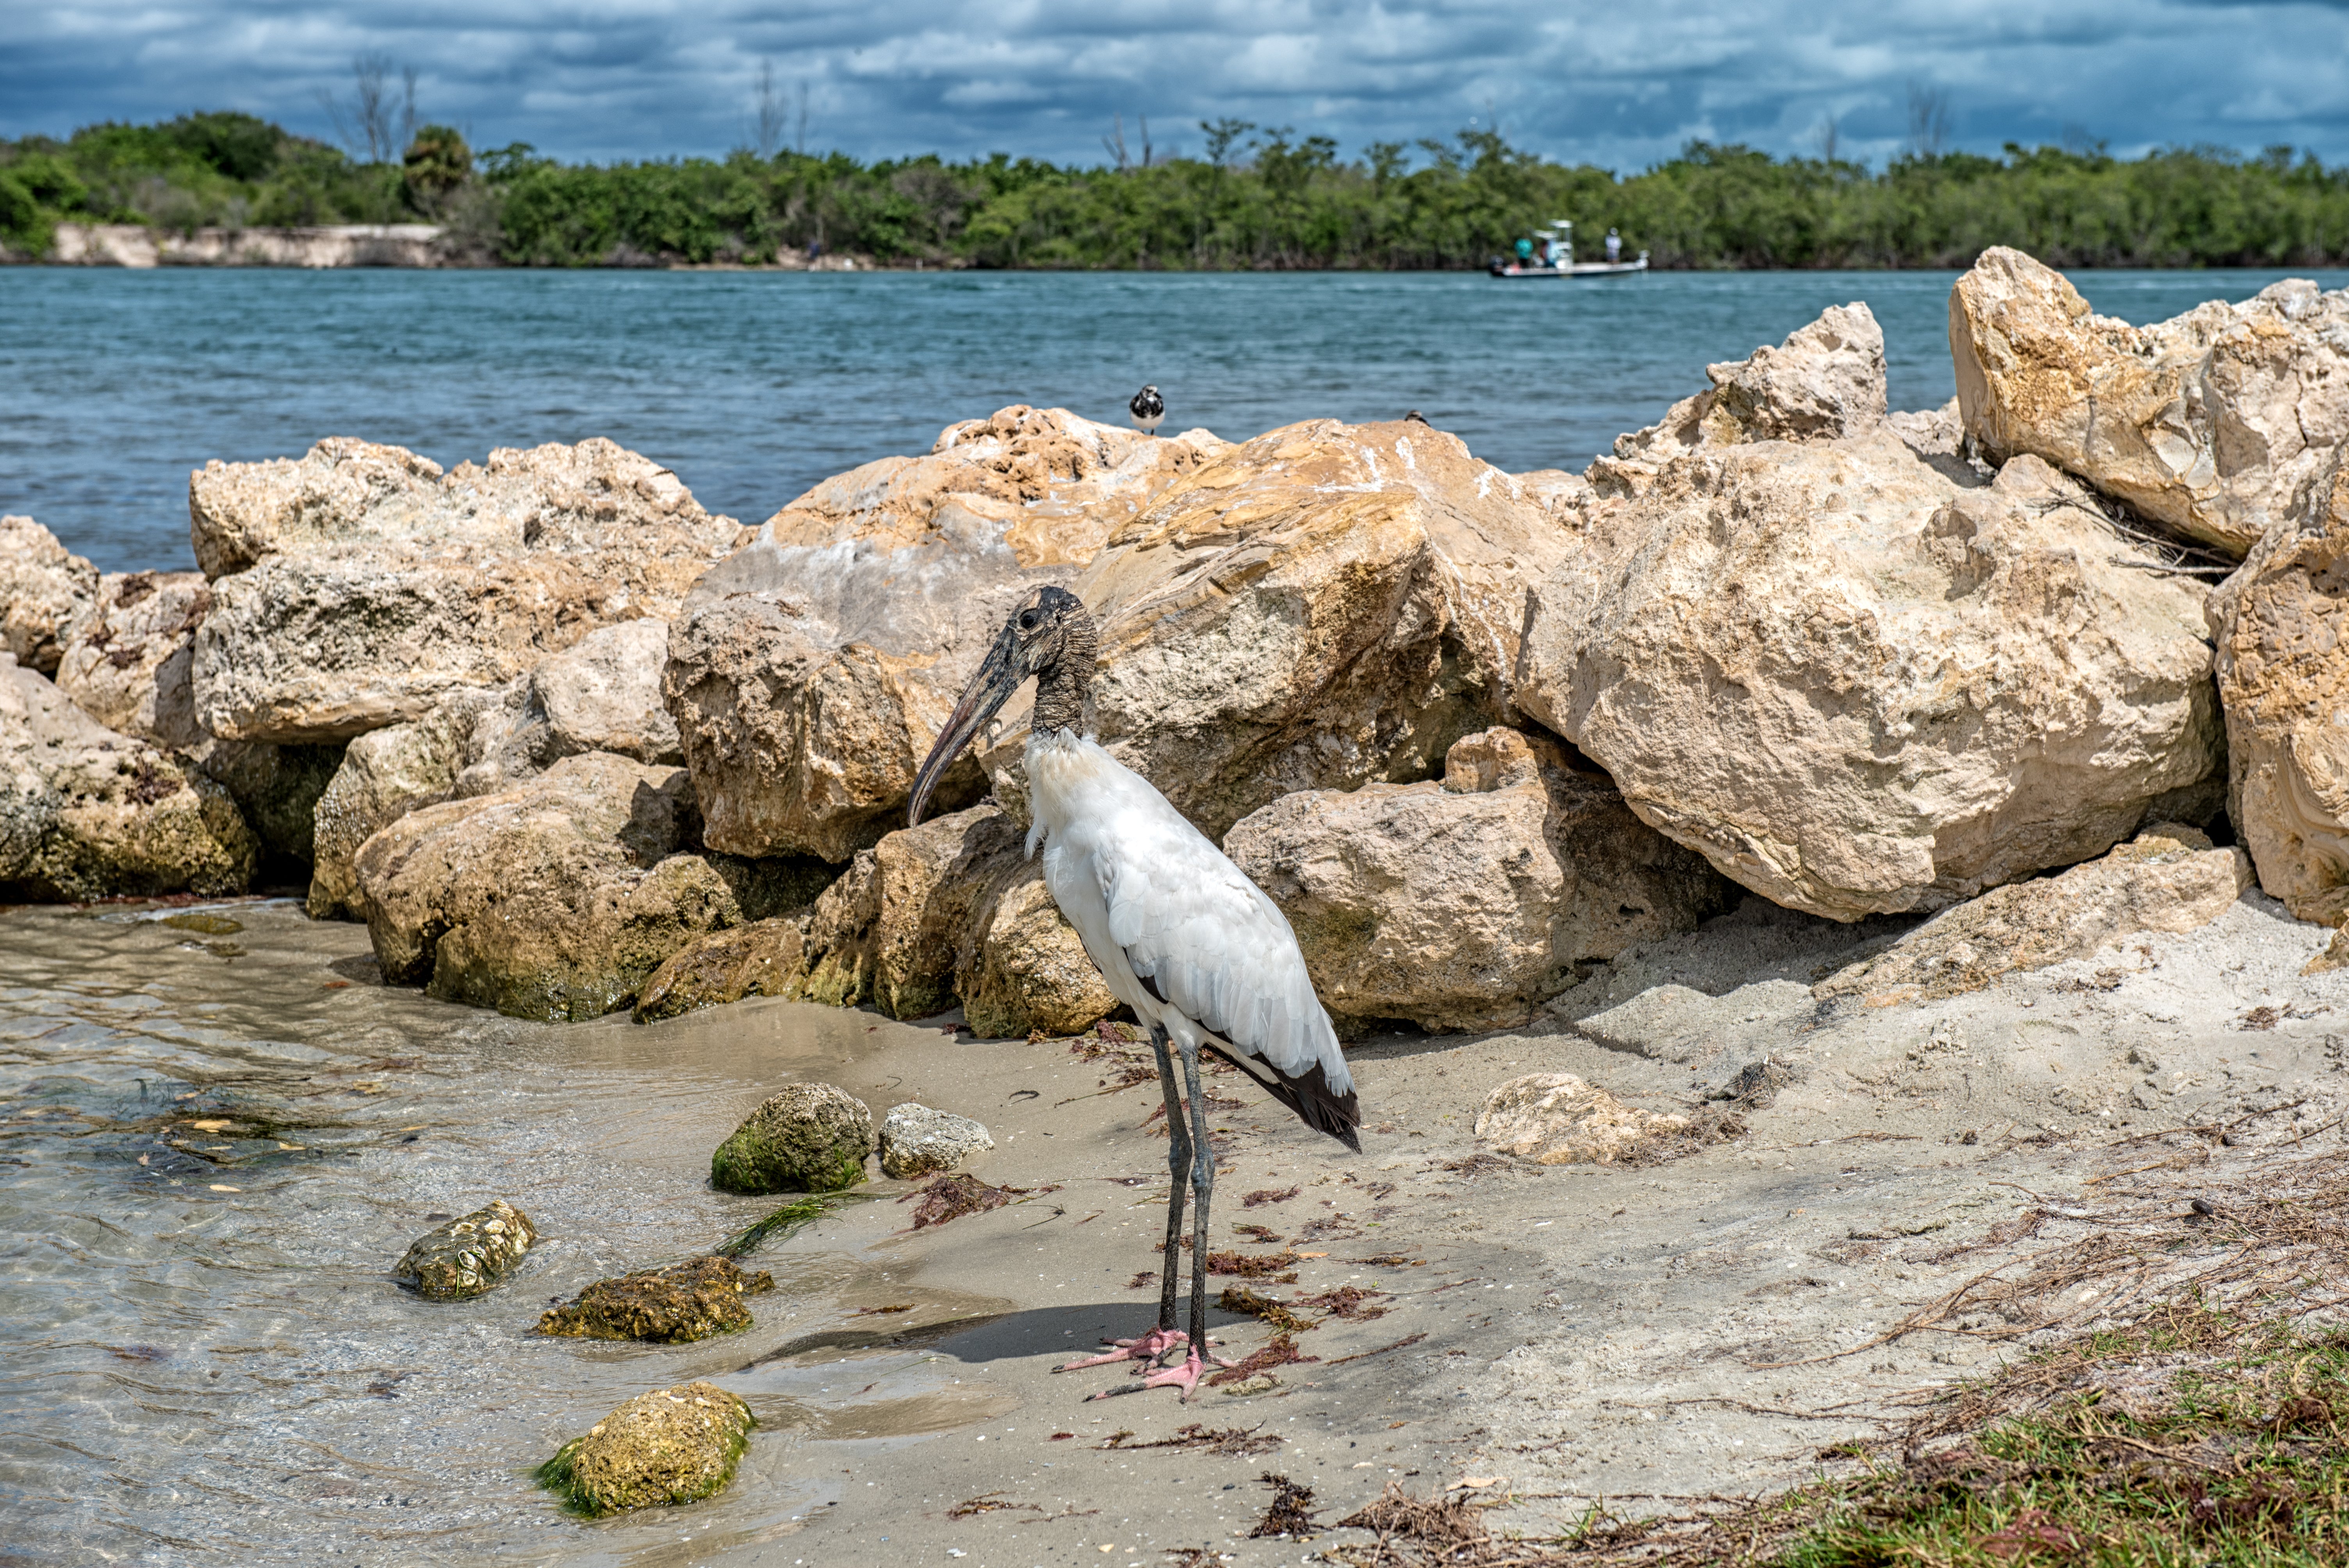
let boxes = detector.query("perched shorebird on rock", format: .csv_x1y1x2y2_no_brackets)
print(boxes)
909,586,1360,1399
1403,409,1431,425
1128,384,1166,435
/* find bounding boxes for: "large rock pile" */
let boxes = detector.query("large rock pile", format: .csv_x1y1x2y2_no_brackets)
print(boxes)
21,250,2349,1047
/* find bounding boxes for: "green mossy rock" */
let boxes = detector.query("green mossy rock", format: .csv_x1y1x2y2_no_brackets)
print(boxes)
537,1380,754,1516
390,1199,536,1300
534,1255,773,1343
710,1083,872,1195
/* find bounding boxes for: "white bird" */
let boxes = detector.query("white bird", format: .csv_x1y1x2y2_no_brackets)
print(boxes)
910,584,1360,1399
1128,384,1166,435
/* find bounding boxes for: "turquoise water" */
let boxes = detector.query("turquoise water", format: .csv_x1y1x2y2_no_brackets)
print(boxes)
8,266,2348,574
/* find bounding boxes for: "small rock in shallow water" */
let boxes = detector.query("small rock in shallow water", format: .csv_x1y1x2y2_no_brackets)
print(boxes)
537,1380,754,1516
710,1083,873,1194
391,1199,536,1300
534,1256,773,1343
877,1102,994,1179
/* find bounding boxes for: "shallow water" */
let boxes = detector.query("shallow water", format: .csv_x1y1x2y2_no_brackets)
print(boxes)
8,265,2349,573
0,897,987,1565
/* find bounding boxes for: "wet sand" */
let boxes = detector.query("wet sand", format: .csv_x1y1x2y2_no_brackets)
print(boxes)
5,889,2346,1565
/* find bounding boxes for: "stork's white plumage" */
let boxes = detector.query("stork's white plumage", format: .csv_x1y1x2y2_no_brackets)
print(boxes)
1027,728,1356,1123
908,584,1360,1400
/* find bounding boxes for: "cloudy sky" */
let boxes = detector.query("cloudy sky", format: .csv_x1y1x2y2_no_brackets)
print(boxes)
6,0,2348,173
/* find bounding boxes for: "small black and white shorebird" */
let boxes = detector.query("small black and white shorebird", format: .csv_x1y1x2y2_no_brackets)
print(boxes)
910,586,1360,1399
1128,384,1166,435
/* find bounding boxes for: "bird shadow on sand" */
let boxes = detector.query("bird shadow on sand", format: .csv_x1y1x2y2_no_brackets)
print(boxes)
736,1299,1265,1372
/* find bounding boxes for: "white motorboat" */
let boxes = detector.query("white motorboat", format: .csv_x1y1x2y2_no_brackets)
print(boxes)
1488,220,1648,278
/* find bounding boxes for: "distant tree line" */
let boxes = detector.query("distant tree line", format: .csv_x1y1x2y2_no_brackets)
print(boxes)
5,109,2349,271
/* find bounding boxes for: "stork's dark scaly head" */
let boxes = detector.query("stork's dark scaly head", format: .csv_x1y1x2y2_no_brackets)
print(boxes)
908,585,1096,827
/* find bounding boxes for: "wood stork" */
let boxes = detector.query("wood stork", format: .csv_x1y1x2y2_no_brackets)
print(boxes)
909,585,1360,1399
1128,385,1166,435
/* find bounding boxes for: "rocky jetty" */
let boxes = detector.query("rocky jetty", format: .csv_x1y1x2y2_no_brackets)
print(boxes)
9,251,2347,1051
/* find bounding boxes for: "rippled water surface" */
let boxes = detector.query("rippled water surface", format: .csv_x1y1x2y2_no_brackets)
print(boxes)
8,265,2349,572
0,899,961,1565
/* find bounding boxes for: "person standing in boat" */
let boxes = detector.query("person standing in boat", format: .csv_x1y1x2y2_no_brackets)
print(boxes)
1605,228,1622,264
1515,237,1535,266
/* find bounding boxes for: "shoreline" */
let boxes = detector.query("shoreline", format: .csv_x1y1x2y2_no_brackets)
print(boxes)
11,223,2349,273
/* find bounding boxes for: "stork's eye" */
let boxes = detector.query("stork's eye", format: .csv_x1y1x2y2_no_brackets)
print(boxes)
1019,611,1039,630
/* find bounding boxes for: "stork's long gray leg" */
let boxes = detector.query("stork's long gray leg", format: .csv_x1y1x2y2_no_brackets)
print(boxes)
1184,1041,1214,1349
1059,1025,1191,1380
1139,1037,1234,1401
1154,1025,1191,1333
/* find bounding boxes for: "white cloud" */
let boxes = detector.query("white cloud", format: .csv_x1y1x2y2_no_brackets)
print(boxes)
2,0,2344,169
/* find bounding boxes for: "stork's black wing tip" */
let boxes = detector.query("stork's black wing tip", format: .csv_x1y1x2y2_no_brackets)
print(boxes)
1203,1040,1361,1156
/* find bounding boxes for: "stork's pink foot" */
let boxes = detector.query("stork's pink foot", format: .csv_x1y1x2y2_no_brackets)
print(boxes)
1056,1325,1187,1373
1142,1347,1215,1402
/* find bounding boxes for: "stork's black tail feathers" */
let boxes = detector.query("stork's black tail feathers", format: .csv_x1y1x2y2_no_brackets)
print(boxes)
1203,1042,1362,1153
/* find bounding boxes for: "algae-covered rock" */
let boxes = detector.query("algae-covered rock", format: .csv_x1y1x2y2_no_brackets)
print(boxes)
878,1102,994,1179
390,1199,536,1300
534,1256,774,1343
711,1083,873,1195
537,1380,755,1516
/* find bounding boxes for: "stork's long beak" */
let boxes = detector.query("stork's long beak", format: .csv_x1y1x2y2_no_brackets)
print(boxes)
909,622,1025,828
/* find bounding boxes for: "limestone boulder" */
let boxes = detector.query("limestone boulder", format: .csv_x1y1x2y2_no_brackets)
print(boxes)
878,1103,995,1179
529,618,679,764
1951,248,2349,554
632,914,813,1023
980,418,1577,843
711,1083,874,1194
957,869,1121,1038
54,570,210,748
1224,727,1732,1032
190,438,743,743
0,517,97,676
665,405,1218,861
1613,302,1887,462
187,436,446,579
2208,449,2349,923
0,654,257,902
1816,823,2252,1006
1517,436,2224,921
351,752,747,1021
306,685,519,919
1474,1074,1690,1165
